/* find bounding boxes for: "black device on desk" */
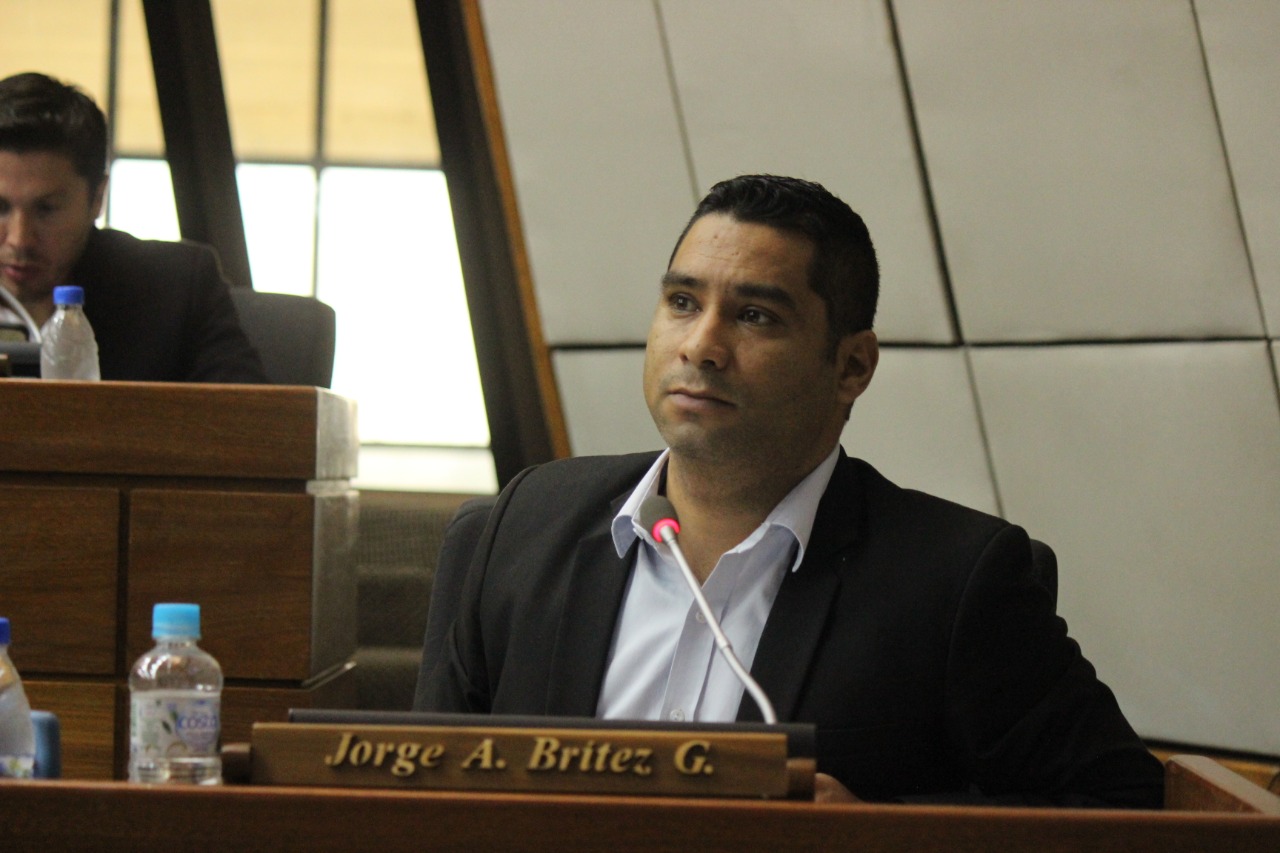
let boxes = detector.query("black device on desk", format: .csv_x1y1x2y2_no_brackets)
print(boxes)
0,332,41,377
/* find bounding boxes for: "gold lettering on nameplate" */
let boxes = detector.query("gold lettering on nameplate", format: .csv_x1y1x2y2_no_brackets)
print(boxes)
324,732,448,777
322,732,396,767
525,737,653,776
673,739,714,775
461,737,507,770
253,723,795,796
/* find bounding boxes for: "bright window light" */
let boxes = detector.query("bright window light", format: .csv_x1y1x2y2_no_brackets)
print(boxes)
106,158,180,240
318,167,489,448
109,160,317,296
237,163,317,297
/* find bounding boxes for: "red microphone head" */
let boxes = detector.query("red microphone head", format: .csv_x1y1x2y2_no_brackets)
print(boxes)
638,495,681,542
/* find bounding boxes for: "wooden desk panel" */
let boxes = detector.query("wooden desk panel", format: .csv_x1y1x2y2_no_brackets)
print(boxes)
1,381,360,780
0,486,119,675
22,666,359,780
22,680,120,780
126,490,316,680
0,381,356,480
1166,755,1280,815
1,782,1277,853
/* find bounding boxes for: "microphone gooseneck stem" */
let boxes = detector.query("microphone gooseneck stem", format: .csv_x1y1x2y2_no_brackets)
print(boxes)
0,286,42,343
656,527,779,725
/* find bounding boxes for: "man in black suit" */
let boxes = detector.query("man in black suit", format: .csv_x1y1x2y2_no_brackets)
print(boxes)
417,174,1163,807
0,72,265,382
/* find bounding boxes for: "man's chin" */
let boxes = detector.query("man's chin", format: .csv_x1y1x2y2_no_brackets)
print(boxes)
658,424,748,465
1,275,55,304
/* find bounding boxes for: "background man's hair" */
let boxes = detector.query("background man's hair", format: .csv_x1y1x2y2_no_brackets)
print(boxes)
0,72,108,187
670,174,880,349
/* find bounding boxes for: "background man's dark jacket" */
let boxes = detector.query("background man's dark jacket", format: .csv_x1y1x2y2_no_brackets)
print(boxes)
74,228,266,383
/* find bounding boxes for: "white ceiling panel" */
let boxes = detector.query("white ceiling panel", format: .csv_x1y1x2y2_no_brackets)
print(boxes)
1197,0,1280,335
972,341,1280,754
842,346,997,514
896,0,1259,342
479,0,697,345
661,0,953,344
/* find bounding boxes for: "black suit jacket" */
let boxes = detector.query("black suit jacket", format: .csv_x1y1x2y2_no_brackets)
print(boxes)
73,228,267,383
419,452,1163,807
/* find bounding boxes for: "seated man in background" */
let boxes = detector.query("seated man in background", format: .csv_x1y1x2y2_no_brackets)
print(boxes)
417,174,1165,807
0,72,266,382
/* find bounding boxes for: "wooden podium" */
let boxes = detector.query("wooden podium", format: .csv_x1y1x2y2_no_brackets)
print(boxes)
0,757,1277,852
0,379,360,779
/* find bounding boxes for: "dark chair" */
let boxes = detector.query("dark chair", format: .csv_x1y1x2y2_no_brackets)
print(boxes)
230,288,336,388
413,496,496,709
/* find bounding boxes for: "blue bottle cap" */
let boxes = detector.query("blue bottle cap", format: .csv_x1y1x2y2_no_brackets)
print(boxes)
152,603,201,639
0,617,9,645
52,286,86,306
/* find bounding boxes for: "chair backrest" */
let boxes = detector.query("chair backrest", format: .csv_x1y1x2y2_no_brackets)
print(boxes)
413,496,496,709
230,288,336,388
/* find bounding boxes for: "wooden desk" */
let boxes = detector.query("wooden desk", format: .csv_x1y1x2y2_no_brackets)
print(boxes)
0,778,1277,853
0,380,360,779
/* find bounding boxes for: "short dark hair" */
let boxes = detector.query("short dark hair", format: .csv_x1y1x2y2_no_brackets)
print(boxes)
0,72,108,188
670,175,879,348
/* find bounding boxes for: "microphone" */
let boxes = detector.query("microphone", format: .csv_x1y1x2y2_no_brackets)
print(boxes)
638,495,778,725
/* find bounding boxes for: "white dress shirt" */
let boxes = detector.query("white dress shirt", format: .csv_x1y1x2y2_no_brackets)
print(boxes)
596,445,840,723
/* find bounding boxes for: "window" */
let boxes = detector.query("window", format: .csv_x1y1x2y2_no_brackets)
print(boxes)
2,1,496,492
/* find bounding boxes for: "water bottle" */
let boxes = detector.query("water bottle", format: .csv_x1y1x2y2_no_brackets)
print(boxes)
0,617,36,779
40,285,100,380
128,603,223,784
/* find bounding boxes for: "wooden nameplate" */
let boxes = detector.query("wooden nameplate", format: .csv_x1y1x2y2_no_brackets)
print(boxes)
248,711,815,799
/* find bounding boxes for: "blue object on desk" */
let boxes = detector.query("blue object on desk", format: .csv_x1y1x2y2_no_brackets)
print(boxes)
31,711,61,779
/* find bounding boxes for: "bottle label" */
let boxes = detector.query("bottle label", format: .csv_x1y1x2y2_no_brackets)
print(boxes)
130,691,221,760
0,755,34,778
0,659,35,778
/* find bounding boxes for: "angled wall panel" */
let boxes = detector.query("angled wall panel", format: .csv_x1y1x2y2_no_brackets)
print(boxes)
896,0,1258,342
479,0,696,345
554,349,662,457
1197,0,1280,335
842,347,997,514
972,342,1280,754
661,0,953,343
1273,341,1280,402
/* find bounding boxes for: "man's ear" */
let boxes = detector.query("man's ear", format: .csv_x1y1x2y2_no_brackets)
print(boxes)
835,329,878,406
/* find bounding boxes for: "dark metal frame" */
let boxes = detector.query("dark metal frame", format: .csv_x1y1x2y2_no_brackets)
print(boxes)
414,0,560,484
142,0,253,290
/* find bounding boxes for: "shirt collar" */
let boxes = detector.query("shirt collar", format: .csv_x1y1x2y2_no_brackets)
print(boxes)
611,444,841,573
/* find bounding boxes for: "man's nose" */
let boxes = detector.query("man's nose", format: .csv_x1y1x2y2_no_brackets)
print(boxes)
3,210,35,251
680,312,730,369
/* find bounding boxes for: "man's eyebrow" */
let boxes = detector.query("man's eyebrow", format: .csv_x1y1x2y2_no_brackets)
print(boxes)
735,282,797,311
661,270,701,289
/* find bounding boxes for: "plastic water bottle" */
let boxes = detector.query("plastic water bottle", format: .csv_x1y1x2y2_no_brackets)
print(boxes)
128,603,223,784
0,617,36,779
40,285,101,380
